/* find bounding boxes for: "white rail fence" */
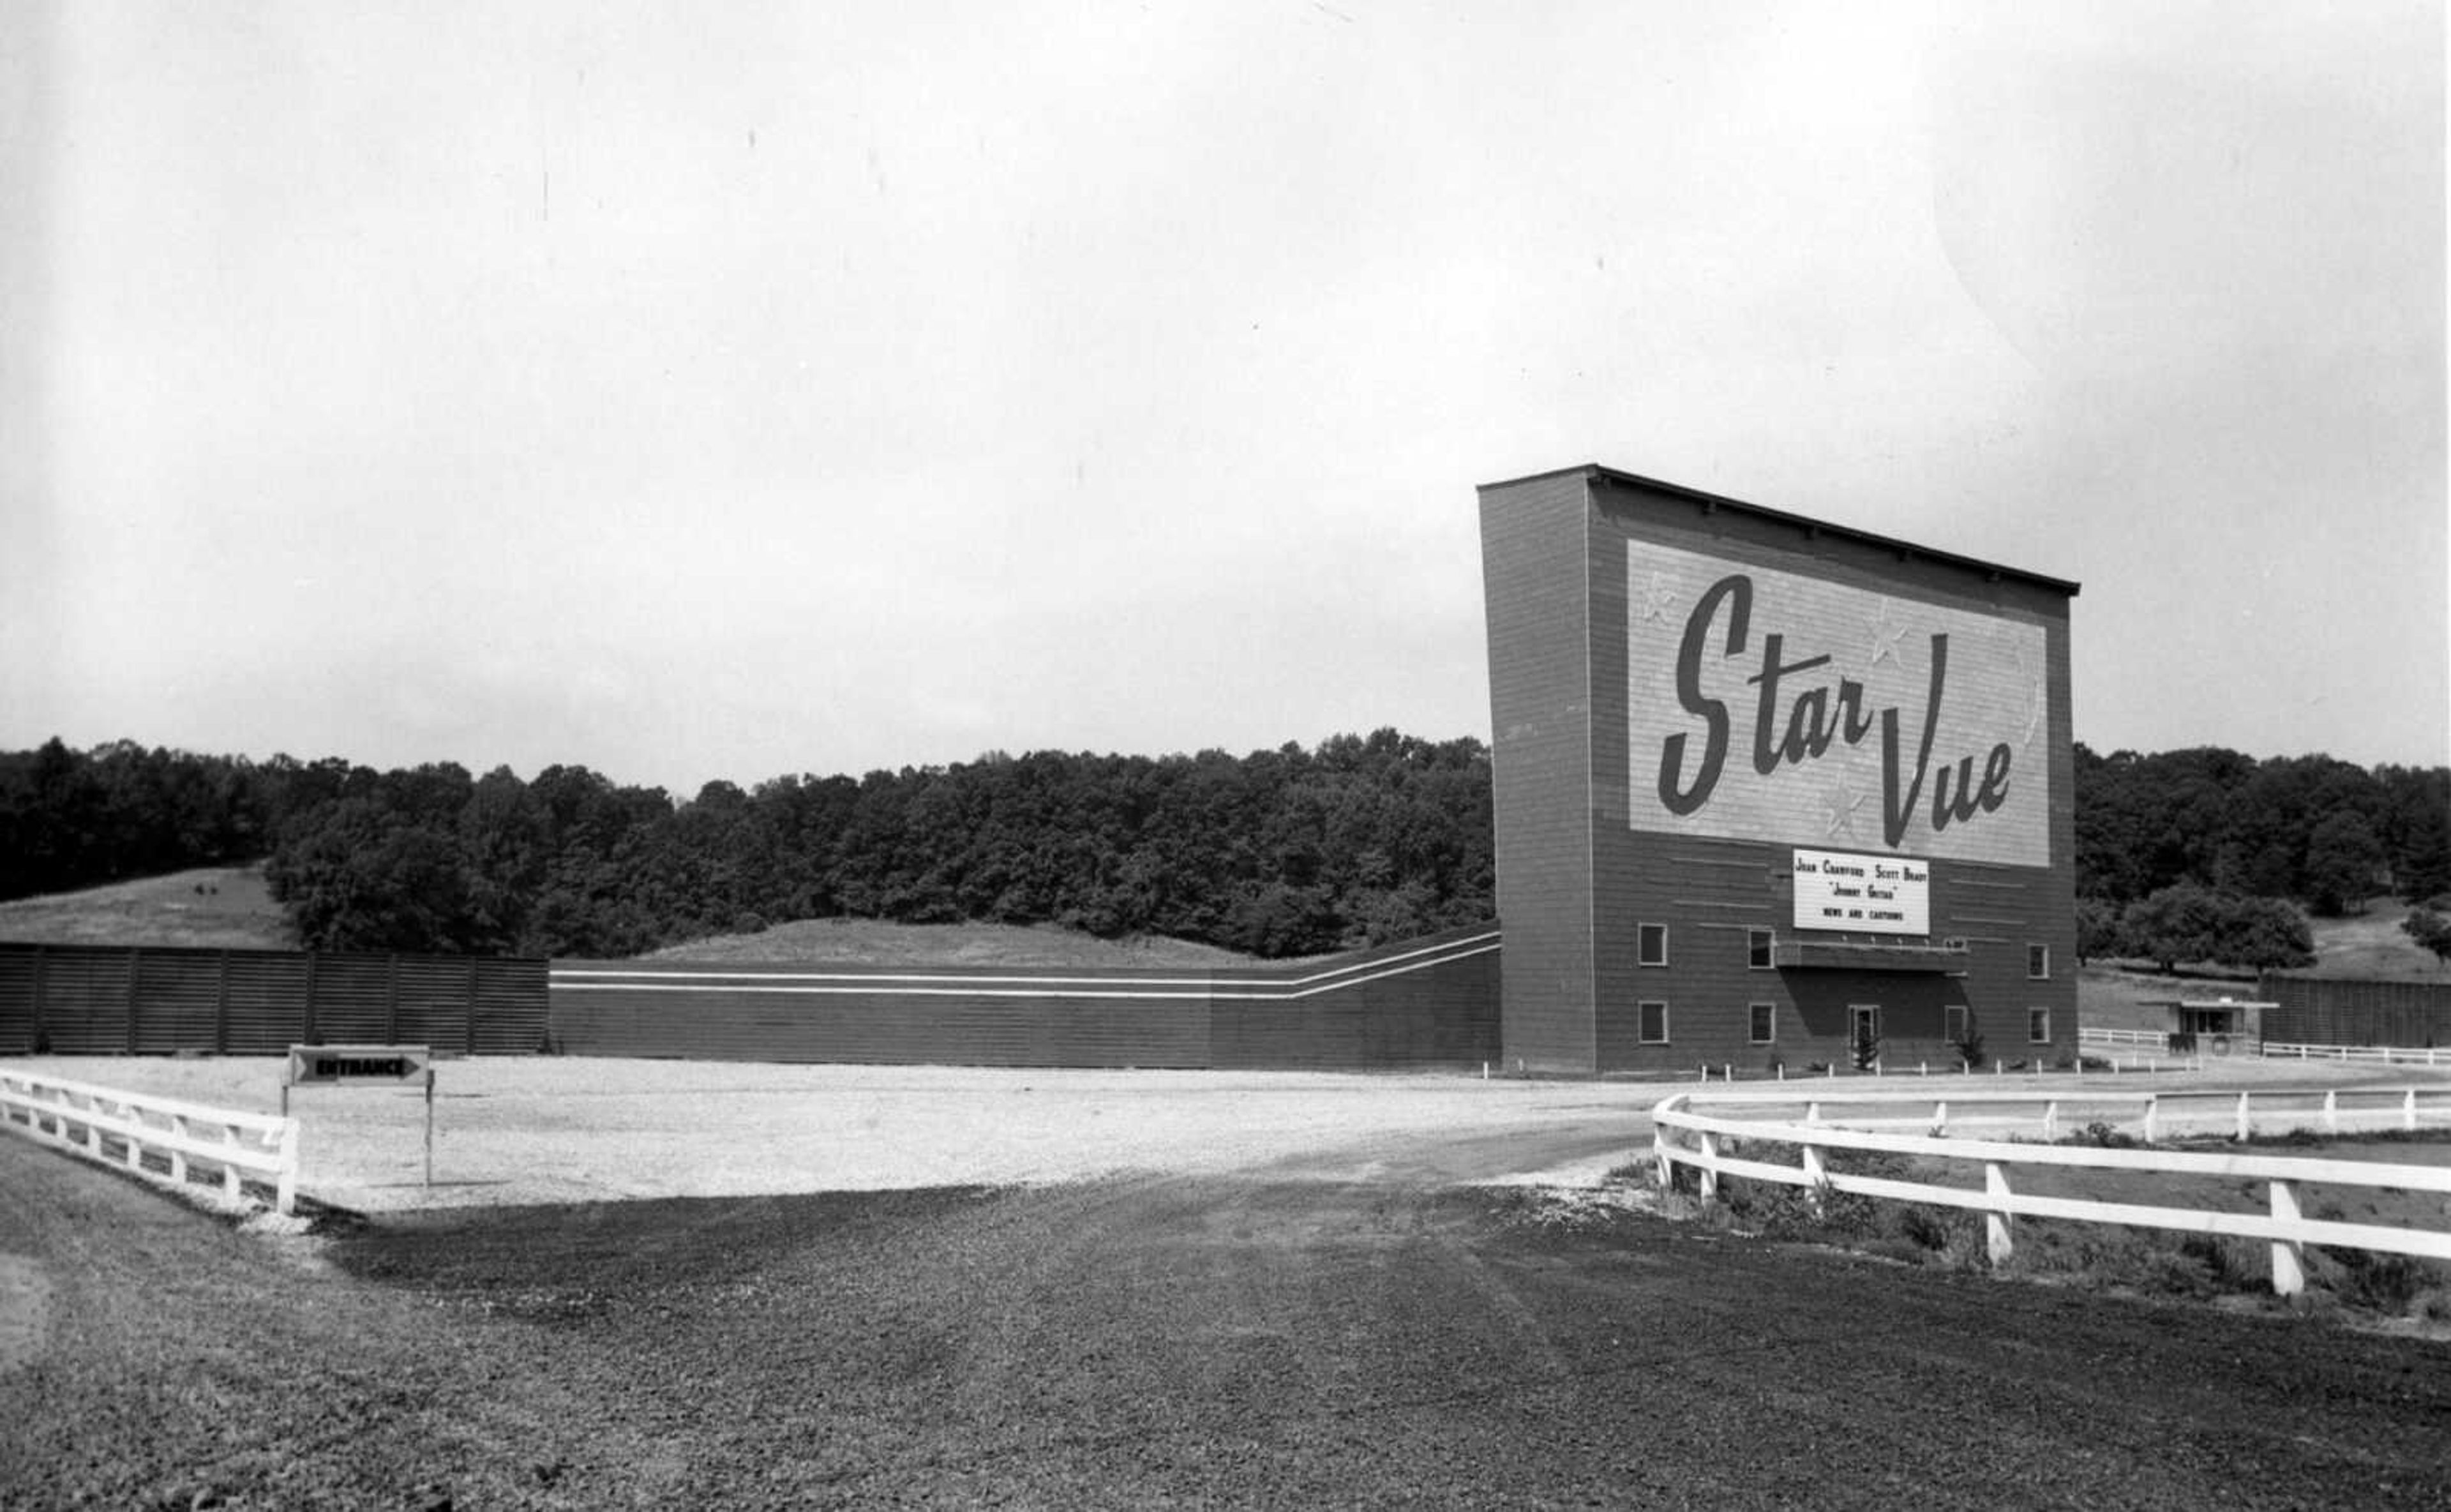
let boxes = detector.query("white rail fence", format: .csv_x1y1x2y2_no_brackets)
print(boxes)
2077,1027,2172,1049
0,1068,298,1215
1651,1087,2451,1296
2261,1040,2448,1067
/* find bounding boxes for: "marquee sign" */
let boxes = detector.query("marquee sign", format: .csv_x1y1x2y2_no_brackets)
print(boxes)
1792,848,1930,936
1628,540,2050,866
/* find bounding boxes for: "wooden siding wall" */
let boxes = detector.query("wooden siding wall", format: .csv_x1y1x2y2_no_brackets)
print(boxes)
549,925,1503,1070
1478,467,2080,1074
1480,472,1601,1072
0,943,548,1056
2259,974,2451,1049
1583,474,2078,1073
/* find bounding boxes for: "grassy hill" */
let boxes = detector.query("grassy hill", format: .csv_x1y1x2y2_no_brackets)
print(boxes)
6,869,2438,987
0,865,294,950
645,917,1272,968
2078,897,2446,1034
0,869,1265,968
2291,900,2450,980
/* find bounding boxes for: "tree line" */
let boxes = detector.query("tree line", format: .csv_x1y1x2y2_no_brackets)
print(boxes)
2072,744,2450,971
0,732,1495,959
3,735,2444,966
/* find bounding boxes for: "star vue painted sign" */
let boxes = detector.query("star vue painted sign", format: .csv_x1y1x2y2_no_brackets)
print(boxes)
1628,540,2050,867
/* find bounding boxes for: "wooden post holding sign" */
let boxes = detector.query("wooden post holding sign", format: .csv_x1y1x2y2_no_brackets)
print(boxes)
285,1044,436,1187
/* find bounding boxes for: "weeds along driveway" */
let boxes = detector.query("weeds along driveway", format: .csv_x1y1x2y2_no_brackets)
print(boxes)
6,1135,2451,1509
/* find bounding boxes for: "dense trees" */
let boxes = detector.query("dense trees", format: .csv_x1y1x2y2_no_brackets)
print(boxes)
0,732,1492,958
2071,745,2448,971
4,735,2444,965
2111,883,2316,974
2073,745,2448,911
2404,908,2451,968
0,739,278,901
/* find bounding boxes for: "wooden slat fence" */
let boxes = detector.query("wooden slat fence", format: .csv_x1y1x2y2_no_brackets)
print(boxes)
0,943,547,1056
2258,973,2451,1050
550,924,1504,1070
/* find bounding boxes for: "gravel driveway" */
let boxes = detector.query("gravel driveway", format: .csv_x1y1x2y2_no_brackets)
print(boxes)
9,1058,1662,1211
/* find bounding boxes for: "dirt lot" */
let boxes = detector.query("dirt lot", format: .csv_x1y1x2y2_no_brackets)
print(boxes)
5,1057,2451,1508
8,1058,1659,1211
17,1053,2435,1215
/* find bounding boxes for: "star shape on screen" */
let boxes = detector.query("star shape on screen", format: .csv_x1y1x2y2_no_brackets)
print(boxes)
2001,631,2046,751
1636,571,1678,625
1865,598,1909,671
1821,766,1867,841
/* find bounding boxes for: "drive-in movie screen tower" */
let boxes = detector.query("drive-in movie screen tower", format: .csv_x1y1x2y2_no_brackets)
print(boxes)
1480,464,2078,1075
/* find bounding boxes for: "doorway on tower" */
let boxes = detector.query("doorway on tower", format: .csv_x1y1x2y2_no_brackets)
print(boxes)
1783,973,1970,1074
1849,1005,1882,1072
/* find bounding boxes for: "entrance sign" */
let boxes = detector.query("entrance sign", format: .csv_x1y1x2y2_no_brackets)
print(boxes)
287,1045,431,1085
283,1044,437,1186
1792,849,1930,935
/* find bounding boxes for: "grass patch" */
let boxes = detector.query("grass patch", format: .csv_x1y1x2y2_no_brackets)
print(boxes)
1652,1132,2451,1326
0,865,291,949
1650,1142,1991,1272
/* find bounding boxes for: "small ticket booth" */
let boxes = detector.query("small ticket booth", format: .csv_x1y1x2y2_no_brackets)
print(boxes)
2140,995,2275,1056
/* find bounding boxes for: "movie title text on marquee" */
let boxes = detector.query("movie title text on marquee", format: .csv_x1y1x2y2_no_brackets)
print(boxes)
1791,848,1930,936
1628,540,2050,866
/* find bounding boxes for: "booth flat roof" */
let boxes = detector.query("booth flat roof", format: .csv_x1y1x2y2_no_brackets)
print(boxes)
2139,998,2281,1010
1480,462,2083,598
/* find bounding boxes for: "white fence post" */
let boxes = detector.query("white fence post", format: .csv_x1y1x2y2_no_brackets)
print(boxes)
2323,1090,2338,1134
276,1119,300,1216
1985,1162,2014,1265
1801,1141,1826,1216
2270,1179,2305,1296
2236,1092,2251,1142
2143,1097,2159,1144
1697,1130,1720,1204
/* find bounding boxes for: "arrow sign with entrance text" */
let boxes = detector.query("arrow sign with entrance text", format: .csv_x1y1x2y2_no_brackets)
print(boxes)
287,1044,432,1085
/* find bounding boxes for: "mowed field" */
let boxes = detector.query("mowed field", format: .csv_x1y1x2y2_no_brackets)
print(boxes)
6,1055,2451,1508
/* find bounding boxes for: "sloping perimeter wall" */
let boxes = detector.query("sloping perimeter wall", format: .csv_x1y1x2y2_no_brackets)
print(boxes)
2259,973,2451,1048
0,930,1503,1071
0,943,549,1056
550,924,1503,1070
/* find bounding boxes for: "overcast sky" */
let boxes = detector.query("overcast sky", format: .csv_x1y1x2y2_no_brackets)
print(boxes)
4,1,2443,797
